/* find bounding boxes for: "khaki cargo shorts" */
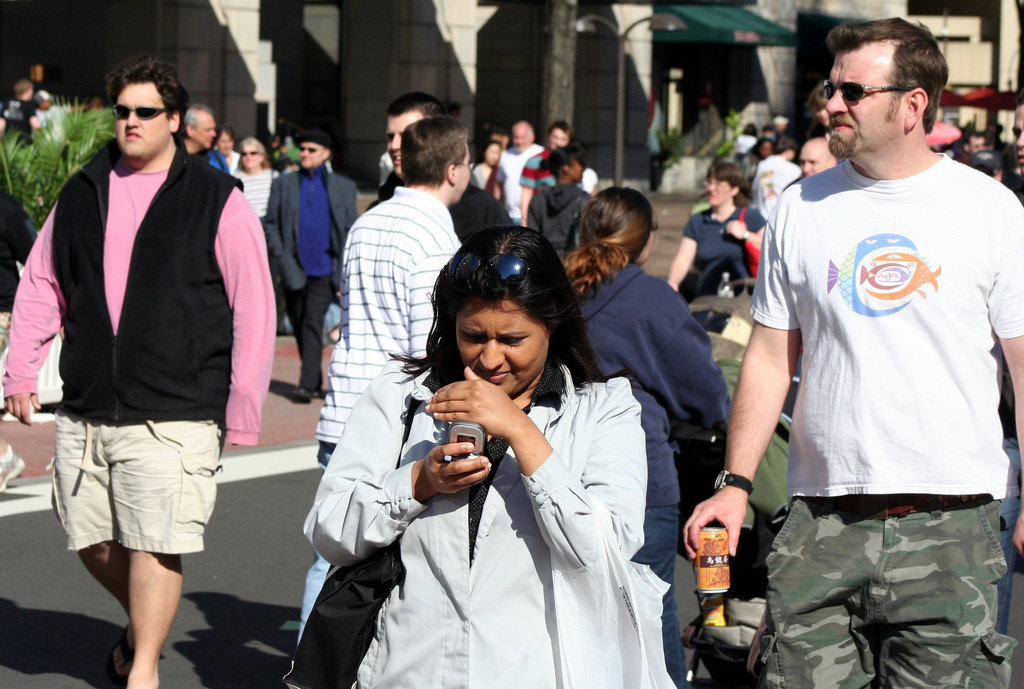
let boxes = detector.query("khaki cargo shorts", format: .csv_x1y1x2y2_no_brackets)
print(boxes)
52,411,223,554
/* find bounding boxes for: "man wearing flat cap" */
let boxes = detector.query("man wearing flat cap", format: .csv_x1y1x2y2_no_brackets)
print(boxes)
265,129,357,403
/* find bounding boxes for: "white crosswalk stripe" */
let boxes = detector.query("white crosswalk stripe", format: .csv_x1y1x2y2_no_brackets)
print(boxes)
0,442,318,518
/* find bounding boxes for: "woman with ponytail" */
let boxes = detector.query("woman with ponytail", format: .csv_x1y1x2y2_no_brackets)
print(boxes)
565,188,730,689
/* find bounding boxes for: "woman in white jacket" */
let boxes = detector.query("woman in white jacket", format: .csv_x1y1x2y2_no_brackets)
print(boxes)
305,225,648,689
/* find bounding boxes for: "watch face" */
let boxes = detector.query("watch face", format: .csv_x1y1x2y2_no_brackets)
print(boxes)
714,470,727,491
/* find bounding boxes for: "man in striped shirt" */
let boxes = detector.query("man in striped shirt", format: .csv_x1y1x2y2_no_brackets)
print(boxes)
297,115,470,636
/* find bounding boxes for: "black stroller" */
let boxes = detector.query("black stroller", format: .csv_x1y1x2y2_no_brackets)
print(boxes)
675,289,796,688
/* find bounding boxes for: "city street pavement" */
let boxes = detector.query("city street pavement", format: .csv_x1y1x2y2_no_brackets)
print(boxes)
0,447,319,689
3,446,1023,688
2,190,1023,686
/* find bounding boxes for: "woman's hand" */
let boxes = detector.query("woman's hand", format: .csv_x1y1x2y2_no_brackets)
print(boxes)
426,367,531,441
723,219,748,240
411,442,491,502
426,367,554,477
725,220,763,250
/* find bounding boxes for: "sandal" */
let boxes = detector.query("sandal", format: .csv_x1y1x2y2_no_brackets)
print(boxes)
105,626,134,687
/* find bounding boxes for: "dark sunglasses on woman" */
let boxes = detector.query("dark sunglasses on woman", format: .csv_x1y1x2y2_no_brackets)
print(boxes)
448,252,529,287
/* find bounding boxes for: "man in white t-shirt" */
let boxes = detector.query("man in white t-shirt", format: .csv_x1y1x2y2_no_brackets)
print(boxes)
517,120,572,223
750,136,800,216
496,120,544,221
686,18,1024,688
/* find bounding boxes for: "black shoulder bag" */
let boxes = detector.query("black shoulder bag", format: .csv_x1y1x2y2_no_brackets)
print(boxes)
283,397,419,689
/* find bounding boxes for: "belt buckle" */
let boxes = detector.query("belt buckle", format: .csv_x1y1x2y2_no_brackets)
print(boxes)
861,494,889,520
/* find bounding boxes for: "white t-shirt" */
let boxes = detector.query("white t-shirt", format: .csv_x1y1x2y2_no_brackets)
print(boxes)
733,133,757,160
751,155,801,217
753,156,1024,499
496,143,543,220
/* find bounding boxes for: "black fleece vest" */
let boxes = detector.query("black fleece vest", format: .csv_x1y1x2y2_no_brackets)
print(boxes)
52,141,240,421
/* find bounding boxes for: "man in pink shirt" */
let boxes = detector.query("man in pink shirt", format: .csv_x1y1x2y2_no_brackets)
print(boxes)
2,56,275,688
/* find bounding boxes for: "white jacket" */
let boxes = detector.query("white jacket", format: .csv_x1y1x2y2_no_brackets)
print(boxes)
305,360,647,689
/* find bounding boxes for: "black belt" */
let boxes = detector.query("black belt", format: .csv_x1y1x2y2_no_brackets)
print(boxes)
801,493,990,520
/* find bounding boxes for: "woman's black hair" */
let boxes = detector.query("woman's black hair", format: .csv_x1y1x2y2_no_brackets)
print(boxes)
397,225,605,388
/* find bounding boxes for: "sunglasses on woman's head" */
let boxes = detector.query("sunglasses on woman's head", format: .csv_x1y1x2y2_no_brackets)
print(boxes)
112,104,168,120
822,80,914,103
448,252,529,286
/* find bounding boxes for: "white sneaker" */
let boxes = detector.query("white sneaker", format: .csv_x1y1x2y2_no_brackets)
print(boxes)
0,448,25,493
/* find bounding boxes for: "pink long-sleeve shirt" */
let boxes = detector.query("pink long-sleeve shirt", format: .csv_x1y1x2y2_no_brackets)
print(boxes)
2,160,276,445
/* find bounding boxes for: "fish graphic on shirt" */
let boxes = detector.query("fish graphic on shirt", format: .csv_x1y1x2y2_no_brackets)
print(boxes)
861,252,942,301
826,233,939,317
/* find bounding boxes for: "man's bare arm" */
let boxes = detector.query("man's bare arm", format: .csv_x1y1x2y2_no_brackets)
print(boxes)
683,322,801,558
999,333,1024,558
519,186,534,226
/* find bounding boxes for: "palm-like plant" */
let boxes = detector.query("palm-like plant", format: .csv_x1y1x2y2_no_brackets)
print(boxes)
0,100,114,229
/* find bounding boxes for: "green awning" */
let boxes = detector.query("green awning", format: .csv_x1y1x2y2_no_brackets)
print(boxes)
653,4,797,47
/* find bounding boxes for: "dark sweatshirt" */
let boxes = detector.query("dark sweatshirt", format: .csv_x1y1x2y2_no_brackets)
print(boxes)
527,183,589,257
581,264,729,506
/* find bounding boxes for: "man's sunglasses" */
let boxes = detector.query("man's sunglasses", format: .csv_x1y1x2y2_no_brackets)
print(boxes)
448,252,528,286
823,80,914,103
112,104,168,120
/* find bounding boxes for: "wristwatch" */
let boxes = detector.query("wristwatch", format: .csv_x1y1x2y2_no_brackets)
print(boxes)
714,469,753,495
742,230,751,241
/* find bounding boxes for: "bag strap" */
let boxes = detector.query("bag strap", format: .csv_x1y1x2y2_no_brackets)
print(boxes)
738,207,747,225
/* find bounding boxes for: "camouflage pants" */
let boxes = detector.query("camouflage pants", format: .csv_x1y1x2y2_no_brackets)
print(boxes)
759,497,1016,689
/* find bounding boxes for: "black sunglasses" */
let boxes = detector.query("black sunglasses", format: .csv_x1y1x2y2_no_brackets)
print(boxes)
112,104,168,120
448,252,528,286
823,80,914,103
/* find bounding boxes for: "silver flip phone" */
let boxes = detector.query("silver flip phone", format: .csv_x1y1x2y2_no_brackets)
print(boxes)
446,421,485,461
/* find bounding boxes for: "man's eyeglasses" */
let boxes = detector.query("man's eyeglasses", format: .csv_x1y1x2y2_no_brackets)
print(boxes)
823,80,914,103
448,252,529,286
112,104,168,120
299,146,321,153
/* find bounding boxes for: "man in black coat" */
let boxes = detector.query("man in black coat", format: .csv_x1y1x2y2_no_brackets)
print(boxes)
264,129,357,402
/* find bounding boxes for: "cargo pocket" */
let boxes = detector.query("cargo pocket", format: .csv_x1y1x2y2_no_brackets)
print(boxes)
764,498,806,569
967,631,1016,689
178,452,220,529
977,502,1008,579
756,631,782,689
50,470,67,528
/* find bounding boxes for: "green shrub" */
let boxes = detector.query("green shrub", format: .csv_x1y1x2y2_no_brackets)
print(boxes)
0,100,114,229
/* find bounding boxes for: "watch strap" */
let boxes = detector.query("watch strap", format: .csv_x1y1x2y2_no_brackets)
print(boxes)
717,470,753,495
